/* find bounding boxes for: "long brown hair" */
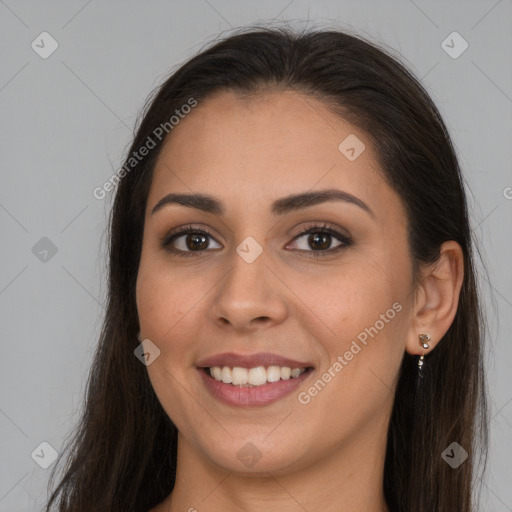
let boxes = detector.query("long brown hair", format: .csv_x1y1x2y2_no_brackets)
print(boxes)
44,25,489,512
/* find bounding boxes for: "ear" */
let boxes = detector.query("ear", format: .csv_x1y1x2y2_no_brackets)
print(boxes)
404,240,464,356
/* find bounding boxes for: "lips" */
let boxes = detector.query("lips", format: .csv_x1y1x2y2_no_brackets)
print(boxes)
196,352,313,369
196,352,315,407
199,366,313,407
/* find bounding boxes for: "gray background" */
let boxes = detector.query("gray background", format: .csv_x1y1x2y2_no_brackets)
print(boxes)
0,1,511,510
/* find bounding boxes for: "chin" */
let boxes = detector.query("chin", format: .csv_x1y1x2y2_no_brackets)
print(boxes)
197,436,308,475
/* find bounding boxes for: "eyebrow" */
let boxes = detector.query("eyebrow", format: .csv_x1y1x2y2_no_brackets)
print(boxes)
151,188,374,218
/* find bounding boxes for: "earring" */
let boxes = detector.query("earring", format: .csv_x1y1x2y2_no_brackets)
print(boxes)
137,331,142,342
417,333,431,371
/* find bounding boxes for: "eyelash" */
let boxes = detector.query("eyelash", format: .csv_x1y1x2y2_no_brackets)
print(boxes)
160,222,353,259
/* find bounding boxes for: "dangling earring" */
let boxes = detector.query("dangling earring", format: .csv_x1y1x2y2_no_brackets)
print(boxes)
417,333,431,372
137,331,142,342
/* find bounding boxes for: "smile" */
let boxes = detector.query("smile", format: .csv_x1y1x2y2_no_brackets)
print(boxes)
198,365,314,407
207,365,308,386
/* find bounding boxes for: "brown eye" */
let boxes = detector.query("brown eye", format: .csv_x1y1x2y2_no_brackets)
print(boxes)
307,232,332,250
287,223,352,256
161,223,352,259
160,226,221,257
184,233,209,251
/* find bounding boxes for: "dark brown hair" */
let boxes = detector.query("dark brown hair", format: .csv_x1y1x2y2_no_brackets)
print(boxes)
44,25,489,512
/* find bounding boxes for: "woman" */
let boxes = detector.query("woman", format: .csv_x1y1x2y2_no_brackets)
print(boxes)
44,26,489,512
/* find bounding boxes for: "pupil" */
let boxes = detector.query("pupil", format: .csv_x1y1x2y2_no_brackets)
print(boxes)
187,233,208,250
310,233,330,250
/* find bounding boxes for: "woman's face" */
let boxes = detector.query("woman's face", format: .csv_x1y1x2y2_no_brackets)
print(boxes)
136,89,416,474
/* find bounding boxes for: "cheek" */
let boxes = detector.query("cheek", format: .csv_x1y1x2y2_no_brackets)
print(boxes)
304,251,408,380
136,264,201,431
302,256,397,327
136,256,194,338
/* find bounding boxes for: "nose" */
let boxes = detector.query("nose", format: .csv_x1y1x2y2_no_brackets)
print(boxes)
210,249,288,332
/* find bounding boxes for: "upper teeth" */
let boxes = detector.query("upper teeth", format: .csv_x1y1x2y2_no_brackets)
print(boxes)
209,366,307,386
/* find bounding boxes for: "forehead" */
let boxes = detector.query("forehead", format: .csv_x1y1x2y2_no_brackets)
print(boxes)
148,89,401,223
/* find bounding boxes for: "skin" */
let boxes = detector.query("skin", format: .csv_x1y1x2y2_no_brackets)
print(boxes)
137,89,464,512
